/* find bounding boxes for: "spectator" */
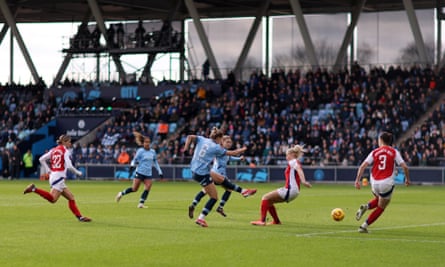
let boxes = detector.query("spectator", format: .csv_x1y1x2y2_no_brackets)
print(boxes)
1,149,10,178
117,147,130,164
23,149,34,177
106,24,116,48
10,145,22,179
116,23,125,49
135,20,146,47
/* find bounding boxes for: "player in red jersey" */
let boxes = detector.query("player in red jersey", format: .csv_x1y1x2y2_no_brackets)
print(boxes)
23,135,91,222
250,144,312,226
354,131,410,233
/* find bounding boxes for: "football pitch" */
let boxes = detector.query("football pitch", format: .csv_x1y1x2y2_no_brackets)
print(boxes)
2,180,444,267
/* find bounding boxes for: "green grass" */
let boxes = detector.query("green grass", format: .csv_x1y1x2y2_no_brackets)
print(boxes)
2,180,444,267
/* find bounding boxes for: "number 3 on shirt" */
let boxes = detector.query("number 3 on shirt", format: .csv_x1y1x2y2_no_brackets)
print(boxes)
378,155,387,170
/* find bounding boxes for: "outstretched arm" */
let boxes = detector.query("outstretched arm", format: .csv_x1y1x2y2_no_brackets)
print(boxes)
291,161,311,188
64,151,82,176
226,146,247,157
400,162,410,186
184,135,197,152
354,161,369,189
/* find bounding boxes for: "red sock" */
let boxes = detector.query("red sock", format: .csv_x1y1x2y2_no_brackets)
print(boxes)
368,197,378,209
260,199,269,222
35,188,55,203
366,206,384,225
68,200,82,218
268,205,280,223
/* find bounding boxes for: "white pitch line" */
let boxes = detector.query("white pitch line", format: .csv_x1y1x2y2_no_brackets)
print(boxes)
296,222,445,237
299,235,445,244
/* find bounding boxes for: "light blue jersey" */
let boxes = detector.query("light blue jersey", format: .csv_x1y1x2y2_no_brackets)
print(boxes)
190,136,226,175
131,148,163,177
212,155,241,177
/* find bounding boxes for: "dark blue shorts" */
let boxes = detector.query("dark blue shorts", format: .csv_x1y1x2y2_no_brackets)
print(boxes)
135,172,152,180
192,173,213,187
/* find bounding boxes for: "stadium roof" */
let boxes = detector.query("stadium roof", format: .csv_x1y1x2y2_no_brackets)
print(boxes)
1,0,442,85
1,0,441,23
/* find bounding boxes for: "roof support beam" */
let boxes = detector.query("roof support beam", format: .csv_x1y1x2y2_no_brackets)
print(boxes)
87,0,126,82
289,0,318,68
0,0,40,83
0,23,8,45
53,53,73,86
403,0,429,64
184,0,222,79
334,0,366,71
234,0,270,80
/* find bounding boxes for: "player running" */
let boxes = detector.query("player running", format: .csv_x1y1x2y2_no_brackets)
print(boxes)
23,135,91,222
354,131,410,233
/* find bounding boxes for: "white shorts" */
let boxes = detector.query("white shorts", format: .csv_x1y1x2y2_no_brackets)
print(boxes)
49,175,67,192
277,187,299,202
371,178,394,199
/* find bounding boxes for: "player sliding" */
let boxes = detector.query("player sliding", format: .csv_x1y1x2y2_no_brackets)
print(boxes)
23,135,91,222
354,131,410,233
188,135,257,218
251,144,311,226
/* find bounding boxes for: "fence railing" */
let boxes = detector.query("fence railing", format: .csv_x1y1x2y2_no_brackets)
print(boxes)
75,164,444,185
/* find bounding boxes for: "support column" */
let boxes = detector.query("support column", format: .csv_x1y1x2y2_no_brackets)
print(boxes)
0,23,8,45
334,0,366,71
0,0,40,83
265,16,270,77
53,53,73,86
9,27,13,83
234,0,270,80
184,0,222,79
289,0,318,68
403,0,429,64
179,19,185,81
436,1,444,65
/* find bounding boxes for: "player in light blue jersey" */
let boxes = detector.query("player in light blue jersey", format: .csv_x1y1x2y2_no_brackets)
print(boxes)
184,127,247,227
115,131,163,208
189,135,257,218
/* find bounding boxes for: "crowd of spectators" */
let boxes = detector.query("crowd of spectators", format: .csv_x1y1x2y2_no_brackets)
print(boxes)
169,63,444,166
79,63,445,167
70,20,182,51
0,82,56,178
2,62,445,176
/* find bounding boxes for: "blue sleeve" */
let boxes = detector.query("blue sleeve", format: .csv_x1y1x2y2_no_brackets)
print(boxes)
229,156,241,162
152,150,163,175
131,149,141,166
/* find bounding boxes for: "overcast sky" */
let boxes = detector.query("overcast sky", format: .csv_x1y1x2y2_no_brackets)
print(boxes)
0,9,437,86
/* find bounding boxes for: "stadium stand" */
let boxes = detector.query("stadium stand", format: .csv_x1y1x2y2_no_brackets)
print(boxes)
1,63,445,180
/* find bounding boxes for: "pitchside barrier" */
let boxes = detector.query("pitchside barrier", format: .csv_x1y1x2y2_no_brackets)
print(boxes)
74,164,445,185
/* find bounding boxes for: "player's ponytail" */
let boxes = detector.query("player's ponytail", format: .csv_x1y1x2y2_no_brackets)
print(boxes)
56,134,71,145
133,131,149,146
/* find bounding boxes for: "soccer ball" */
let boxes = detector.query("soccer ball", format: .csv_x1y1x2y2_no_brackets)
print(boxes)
331,208,345,221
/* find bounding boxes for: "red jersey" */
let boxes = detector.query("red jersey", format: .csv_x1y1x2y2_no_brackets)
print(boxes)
284,159,301,190
49,145,68,172
364,145,405,180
